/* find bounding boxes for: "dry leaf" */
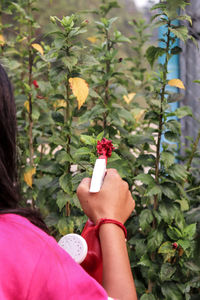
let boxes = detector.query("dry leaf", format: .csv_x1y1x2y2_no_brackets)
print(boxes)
123,93,136,104
168,79,185,89
24,167,36,188
32,43,44,55
135,109,146,123
69,77,89,109
0,34,5,46
87,36,97,43
24,100,30,113
53,99,67,109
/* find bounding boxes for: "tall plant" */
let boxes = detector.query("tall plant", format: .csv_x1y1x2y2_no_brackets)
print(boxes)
127,1,199,299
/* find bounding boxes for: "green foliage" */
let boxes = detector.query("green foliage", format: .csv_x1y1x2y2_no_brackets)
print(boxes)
1,0,200,298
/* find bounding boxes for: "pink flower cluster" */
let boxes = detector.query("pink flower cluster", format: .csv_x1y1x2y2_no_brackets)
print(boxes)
97,138,114,158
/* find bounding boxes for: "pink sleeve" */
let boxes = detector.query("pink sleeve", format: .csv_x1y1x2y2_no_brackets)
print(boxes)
27,235,108,300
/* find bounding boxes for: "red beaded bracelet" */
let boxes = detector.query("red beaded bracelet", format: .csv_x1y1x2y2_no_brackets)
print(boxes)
96,218,127,239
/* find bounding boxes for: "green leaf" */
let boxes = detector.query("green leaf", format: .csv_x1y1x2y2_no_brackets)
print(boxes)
140,294,156,300
80,135,96,146
117,107,133,122
108,152,121,162
128,135,154,146
164,131,179,142
147,229,163,251
134,174,154,185
137,154,156,167
59,173,72,194
159,203,176,224
167,226,182,240
62,56,78,70
193,80,200,84
151,3,166,11
183,223,196,240
161,283,183,300
161,184,177,199
57,218,68,236
74,147,91,157
184,261,200,273
171,46,182,55
146,184,162,197
169,26,188,42
56,190,68,211
158,241,175,254
174,106,193,118
174,210,185,231
138,254,151,267
146,46,165,68
160,263,176,282
96,131,104,142
168,164,188,181
57,218,74,235
165,119,181,134
158,241,176,262
72,172,89,191
139,209,154,231
160,151,175,168
56,151,73,164
51,111,64,124
177,239,190,251
175,199,189,211
135,239,146,258
49,135,65,146
72,194,82,209
177,15,192,25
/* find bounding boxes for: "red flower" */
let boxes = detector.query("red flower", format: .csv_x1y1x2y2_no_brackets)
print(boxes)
172,242,178,249
97,138,115,158
33,80,39,88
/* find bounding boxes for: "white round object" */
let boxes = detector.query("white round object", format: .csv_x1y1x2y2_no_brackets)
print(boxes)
58,233,88,264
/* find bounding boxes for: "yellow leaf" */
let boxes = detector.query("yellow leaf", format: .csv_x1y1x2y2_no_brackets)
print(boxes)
135,109,146,123
53,99,67,109
24,100,30,113
168,79,185,89
69,77,89,109
24,167,36,188
87,36,97,43
123,93,136,104
0,34,5,46
32,43,44,55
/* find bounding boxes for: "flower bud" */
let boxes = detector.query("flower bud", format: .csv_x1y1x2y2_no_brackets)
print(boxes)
172,242,178,249
33,80,39,88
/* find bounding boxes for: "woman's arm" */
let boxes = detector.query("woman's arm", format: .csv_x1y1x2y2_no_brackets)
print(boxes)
99,224,137,300
77,169,137,300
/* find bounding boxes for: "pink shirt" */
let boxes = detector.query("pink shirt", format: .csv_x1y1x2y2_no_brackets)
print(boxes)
0,214,109,299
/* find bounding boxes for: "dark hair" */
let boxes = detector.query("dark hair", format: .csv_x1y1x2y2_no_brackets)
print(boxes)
0,63,49,234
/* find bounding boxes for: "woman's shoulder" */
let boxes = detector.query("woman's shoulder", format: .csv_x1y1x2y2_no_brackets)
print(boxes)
0,213,52,245
0,213,108,299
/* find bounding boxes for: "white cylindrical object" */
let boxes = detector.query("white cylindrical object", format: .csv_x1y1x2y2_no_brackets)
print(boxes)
58,233,88,264
89,158,106,193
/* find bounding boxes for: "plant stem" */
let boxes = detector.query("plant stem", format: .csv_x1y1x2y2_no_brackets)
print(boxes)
154,21,171,211
103,30,110,129
148,21,171,294
27,0,34,209
65,80,71,217
27,0,34,167
186,129,200,172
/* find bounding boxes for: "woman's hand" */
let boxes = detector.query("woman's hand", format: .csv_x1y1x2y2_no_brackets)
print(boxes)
77,168,137,300
77,168,135,224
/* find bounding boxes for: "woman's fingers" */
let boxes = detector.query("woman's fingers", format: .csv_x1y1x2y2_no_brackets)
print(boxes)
77,178,91,196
